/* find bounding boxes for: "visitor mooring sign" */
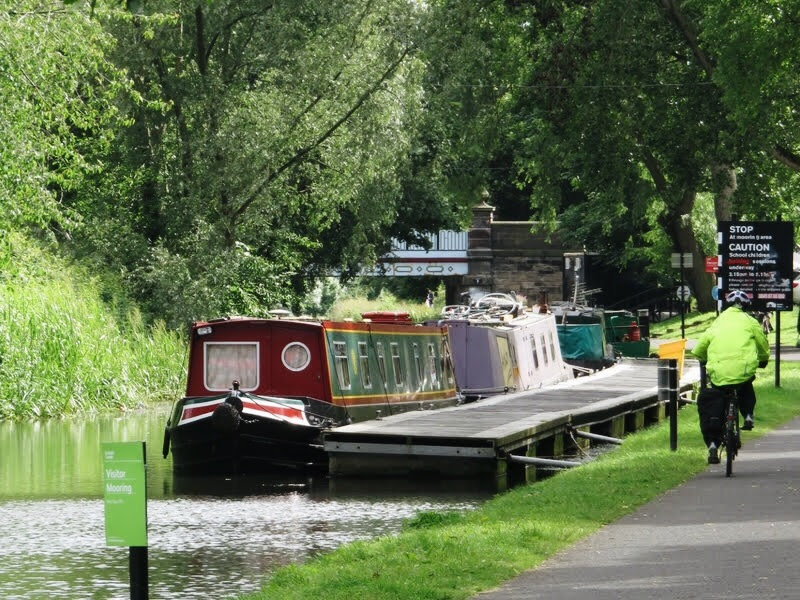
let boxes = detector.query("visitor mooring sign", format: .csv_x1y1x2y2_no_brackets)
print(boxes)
717,221,794,311
102,441,147,547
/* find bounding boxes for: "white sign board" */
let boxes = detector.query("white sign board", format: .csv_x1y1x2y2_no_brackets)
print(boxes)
670,253,693,269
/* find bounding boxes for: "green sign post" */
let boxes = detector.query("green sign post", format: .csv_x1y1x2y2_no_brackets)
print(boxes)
102,441,148,599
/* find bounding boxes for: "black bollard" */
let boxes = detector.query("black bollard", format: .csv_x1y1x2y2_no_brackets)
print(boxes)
700,362,707,390
668,359,678,451
658,358,679,451
129,546,148,600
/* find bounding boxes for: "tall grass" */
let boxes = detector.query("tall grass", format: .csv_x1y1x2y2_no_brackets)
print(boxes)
328,288,443,322
0,233,185,419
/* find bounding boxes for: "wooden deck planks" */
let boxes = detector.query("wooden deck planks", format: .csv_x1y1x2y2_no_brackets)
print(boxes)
324,359,699,447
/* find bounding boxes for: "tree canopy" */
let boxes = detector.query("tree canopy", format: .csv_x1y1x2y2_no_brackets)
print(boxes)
3,0,800,319
0,1,127,235
417,0,800,309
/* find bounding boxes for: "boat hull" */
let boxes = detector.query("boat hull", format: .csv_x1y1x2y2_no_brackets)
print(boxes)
165,392,463,473
165,393,345,473
167,416,328,473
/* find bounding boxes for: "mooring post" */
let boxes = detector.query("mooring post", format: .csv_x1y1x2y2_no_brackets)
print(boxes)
130,546,149,600
658,358,679,451
775,310,781,388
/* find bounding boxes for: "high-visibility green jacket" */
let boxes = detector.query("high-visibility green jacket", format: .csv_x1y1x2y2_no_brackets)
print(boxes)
691,306,770,386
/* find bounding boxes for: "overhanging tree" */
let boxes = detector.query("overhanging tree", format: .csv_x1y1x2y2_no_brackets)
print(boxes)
0,2,127,238
72,0,463,325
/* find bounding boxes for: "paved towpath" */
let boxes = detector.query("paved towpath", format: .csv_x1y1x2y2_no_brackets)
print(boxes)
472,394,800,599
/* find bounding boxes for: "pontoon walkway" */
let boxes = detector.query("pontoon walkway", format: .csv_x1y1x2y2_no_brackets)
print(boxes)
324,358,700,489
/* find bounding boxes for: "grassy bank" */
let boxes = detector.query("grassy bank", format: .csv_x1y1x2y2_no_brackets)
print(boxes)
241,363,800,600
650,306,799,344
0,233,185,419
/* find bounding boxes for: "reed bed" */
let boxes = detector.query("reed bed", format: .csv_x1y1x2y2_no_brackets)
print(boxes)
328,290,443,322
0,235,185,419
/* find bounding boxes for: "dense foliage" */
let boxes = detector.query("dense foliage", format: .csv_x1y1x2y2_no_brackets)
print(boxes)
3,0,800,322
0,233,184,419
0,1,128,235
418,0,800,310
69,0,467,327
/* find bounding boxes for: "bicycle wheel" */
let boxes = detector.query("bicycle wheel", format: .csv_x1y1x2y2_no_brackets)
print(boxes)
725,420,735,477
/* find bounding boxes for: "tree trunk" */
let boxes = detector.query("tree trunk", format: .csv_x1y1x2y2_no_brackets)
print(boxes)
640,145,716,312
711,162,736,222
663,189,716,312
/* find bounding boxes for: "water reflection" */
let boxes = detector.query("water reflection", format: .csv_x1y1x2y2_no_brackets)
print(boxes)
0,408,492,599
0,405,174,500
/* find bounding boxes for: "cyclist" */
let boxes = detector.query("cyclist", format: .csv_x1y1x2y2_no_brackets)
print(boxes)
691,289,770,464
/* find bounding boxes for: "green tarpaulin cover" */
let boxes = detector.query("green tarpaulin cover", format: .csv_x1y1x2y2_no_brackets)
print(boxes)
557,323,606,361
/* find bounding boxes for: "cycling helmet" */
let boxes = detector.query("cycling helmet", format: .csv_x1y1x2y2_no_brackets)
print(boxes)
725,289,751,306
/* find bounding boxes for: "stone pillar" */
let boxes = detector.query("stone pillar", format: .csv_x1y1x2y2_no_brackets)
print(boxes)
466,192,494,291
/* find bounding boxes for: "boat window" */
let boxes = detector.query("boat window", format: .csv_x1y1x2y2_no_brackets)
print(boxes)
358,341,372,389
548,332,557,362
427,342,438,387
390,342,404,387
376,342,387,382
540,335,549,365
205,342,259,391
496,336,515,388
333,341,351,390
531,338,539,369
281,342,311,372
413,343,423,384
441,339,454,385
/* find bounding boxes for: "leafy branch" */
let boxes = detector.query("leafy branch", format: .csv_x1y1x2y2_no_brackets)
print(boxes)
233,45,413,220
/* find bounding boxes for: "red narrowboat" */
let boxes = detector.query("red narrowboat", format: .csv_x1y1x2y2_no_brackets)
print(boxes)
163,314,460,472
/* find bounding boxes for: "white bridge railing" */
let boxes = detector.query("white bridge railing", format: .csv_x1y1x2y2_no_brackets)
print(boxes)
389,230,468,253
361,230,469,276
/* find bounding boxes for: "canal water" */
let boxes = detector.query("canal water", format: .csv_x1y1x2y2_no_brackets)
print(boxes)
0,405,493,599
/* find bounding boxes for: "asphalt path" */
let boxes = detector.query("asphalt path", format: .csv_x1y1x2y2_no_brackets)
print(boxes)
472,350,800,600
774,344,800,361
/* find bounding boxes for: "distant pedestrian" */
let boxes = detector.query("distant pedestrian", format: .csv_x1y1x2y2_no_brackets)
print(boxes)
425,289,434,307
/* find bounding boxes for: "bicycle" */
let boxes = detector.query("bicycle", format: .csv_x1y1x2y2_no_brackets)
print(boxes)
720,386,741,477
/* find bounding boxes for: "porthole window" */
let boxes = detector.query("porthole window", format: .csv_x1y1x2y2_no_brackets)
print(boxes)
282,342,311,371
